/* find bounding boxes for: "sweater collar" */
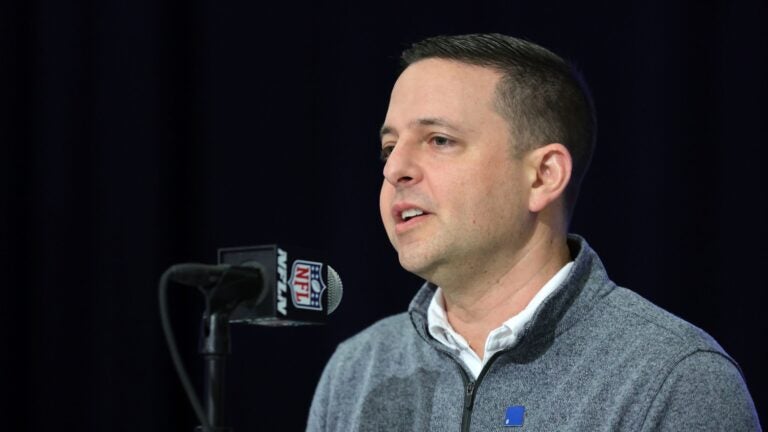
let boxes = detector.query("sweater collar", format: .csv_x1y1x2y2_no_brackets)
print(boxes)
408,234,615,350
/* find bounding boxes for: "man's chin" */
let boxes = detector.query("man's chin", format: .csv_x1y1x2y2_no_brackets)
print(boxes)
397,250,441,282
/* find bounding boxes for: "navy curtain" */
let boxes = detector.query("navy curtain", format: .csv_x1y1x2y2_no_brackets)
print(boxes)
2,1,765,430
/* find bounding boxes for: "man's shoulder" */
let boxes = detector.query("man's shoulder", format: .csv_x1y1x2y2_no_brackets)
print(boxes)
331,312,423,363
591,288,761,430
596,286,731,360
320,311,441,388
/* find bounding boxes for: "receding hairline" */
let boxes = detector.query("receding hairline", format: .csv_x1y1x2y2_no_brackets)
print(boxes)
390,58,538,157
380,59,507,141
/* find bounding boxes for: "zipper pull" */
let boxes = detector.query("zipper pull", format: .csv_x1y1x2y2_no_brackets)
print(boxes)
465,381,475,409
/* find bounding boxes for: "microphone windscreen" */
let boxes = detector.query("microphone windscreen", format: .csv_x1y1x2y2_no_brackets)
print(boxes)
326,265,343,314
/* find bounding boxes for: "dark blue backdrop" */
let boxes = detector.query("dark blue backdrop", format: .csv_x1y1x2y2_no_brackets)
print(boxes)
1,0,765,430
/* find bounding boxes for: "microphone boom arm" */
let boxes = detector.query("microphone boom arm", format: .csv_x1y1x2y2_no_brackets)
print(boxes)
160,264,264,432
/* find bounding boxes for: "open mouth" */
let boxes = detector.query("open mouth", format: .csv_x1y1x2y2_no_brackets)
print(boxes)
401,208,424,221
398,207,429,223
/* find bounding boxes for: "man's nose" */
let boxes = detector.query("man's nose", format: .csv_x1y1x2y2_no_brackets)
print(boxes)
382,142,422,188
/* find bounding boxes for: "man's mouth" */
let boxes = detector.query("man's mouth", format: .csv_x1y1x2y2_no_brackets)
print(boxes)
394,205,431,227
391,203,431,231
400,208,425,222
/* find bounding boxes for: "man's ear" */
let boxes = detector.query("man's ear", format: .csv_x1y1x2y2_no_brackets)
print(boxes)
526,143,572,213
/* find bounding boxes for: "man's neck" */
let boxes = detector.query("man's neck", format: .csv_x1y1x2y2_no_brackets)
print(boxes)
439,231,571,359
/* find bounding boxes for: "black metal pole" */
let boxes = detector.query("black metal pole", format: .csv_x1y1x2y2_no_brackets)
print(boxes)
189,265,262,432
197,311,233,432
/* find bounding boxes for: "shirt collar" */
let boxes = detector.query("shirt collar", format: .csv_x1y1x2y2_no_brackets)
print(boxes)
409,235,617,361
427,261,574,363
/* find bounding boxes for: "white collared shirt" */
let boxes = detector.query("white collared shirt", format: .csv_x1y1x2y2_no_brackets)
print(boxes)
427,262,574,378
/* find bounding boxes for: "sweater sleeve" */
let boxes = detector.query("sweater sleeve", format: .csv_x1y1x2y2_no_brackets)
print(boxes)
306,347,340,432
641,350,762,431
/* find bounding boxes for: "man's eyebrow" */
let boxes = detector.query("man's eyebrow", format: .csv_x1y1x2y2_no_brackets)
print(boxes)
379,125,394,140
379,117,466,140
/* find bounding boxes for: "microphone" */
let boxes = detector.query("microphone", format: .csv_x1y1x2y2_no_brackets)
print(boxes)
168,245,342,326
160,246,343,431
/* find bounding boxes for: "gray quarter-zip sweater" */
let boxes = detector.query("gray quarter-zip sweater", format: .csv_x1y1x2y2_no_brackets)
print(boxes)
308,235,761,431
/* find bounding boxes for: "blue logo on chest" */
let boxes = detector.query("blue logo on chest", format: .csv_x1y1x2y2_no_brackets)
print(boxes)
504,405,525,427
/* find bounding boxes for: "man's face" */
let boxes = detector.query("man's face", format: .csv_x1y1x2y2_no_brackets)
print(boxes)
379,58,535,286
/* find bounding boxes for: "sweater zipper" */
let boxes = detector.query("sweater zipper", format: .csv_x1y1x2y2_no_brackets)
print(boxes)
458,352,502,432
460,376,474,432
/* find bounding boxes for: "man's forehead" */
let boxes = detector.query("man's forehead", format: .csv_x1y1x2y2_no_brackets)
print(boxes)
382,59,502,136
379,117,470,139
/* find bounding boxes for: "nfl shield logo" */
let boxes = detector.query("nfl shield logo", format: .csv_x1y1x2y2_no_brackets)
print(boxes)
289,260,325,311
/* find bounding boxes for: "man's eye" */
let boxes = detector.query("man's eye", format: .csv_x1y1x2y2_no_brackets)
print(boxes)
380,146,394,162
431,136,453,146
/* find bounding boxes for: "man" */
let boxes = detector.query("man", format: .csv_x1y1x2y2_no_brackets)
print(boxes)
308,34,761,431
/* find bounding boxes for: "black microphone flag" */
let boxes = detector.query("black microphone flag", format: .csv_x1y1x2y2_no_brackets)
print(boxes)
217,244,343,326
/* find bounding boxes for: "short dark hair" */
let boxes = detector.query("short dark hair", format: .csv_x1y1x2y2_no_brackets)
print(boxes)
401,33,596,217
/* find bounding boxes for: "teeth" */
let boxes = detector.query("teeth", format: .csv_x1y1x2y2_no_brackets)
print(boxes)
401,208,424,221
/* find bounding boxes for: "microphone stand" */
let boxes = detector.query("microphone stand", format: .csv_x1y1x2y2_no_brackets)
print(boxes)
195,267,262,432
196,310,232,432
